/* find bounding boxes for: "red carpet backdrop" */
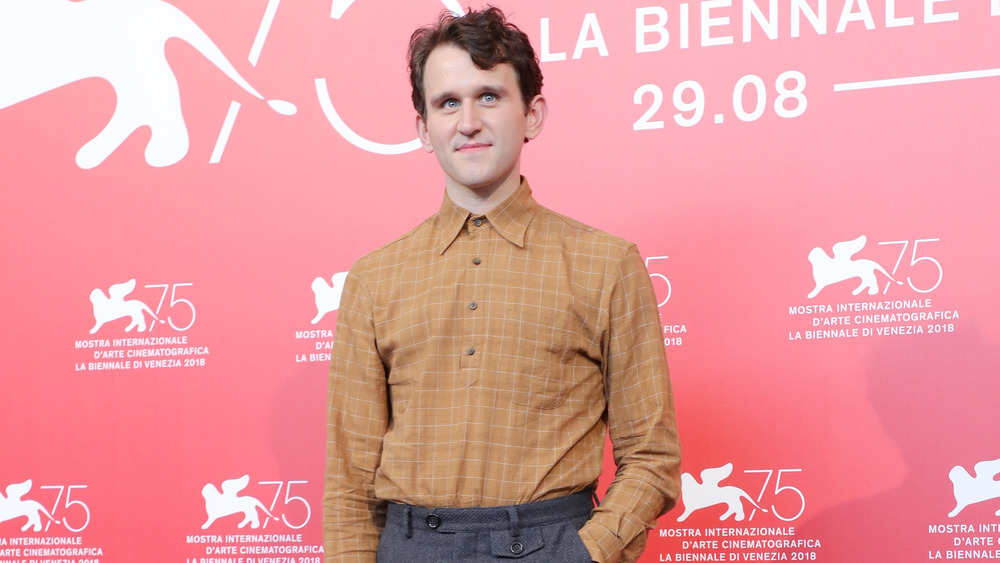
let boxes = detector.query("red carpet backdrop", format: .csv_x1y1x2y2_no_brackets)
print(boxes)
2,0,999,561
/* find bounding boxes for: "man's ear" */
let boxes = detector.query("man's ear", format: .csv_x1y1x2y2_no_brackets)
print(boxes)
416,114,434,153
524,94,548,142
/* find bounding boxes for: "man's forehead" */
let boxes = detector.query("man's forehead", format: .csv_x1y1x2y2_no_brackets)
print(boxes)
423,44,517,87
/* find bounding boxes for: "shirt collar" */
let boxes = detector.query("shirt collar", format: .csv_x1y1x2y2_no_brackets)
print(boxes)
435,177,537,254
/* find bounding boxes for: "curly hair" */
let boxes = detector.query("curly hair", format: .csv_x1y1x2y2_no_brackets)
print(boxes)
408,7,543,119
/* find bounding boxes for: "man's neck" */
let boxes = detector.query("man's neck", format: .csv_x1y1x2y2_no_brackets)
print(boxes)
446,174,521,215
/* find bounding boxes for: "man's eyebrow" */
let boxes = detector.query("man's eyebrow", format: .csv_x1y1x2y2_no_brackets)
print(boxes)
477,83,511,96
427,90,458,108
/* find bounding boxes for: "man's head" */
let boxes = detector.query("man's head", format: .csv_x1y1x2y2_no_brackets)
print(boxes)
408,7,547,202
408,7,543,120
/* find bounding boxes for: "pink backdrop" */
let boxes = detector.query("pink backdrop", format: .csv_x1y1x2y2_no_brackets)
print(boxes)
2,1,1000,561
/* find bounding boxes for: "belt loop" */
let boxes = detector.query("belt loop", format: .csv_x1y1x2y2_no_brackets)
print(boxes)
405,506,413,539
506,507,521,537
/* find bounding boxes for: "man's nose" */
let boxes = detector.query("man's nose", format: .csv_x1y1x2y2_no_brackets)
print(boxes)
457,103,482,136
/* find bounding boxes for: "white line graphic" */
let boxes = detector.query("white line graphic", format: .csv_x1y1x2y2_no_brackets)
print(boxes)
211,0,282,163
330,0,355,19
834,67,1000,91
211,101,242,164
316,79,422,155
249,0,282,66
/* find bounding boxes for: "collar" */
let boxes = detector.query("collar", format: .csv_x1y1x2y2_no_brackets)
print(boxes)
435,177,537,254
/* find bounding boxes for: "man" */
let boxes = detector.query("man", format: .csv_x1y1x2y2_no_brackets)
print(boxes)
325,7,681,563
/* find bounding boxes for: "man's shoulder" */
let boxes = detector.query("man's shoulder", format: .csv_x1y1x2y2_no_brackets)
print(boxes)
533,204,636,255
347,213,438,275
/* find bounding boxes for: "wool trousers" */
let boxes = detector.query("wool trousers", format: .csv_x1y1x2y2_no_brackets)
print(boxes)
376,490,596,562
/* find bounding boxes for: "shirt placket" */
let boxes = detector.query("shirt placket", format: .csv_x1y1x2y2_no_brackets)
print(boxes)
460,215,492,371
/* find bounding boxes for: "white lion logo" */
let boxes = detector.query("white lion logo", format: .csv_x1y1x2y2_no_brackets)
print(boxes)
89,279,159,334
948,457,1000,518
677,463,768,522
0,0,295,168
310,272,348,324
201,475,278,529
806,235,901,299
0,480,60,532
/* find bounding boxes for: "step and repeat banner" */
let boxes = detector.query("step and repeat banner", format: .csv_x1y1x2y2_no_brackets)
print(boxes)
2,0,1000,561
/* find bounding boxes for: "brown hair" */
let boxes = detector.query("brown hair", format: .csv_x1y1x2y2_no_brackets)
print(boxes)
408,6,543,119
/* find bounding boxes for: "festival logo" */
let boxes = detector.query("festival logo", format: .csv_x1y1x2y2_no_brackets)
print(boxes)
0,480,93,534
89,279,160,334
927,456,1000,560
0,0,294,168
806,235,901,299
677,463,767,522
675,463,806,524
198,475,312,532
85,279,196,335
788,235,959,342
659,463,820,562
310,272,348,325
201,476,278,530
186,475,322,560
0,479,106,558
295,272,346,364
948,457,1000,518
0,480,60,532
76,279,209,371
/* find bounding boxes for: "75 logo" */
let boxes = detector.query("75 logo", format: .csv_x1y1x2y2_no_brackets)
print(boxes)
201,475,311,530
876,238,943,294
0,480,90,532
807,235,943,299
88,279,196,334
677,463,805,523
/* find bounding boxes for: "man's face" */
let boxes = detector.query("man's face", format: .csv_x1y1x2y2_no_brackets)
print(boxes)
416,44,545,196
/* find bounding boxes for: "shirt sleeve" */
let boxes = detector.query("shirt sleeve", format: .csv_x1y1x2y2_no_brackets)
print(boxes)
577,244,682,563
324,266,388,562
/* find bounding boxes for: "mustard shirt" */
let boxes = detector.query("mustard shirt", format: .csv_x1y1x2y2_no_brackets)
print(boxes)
325,178,681,563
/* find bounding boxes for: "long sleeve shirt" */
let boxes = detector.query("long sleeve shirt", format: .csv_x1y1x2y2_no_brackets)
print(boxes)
324,178,681,563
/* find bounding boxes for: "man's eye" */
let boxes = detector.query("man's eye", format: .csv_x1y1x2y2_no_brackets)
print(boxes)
481,93,497,103
443,99,459,109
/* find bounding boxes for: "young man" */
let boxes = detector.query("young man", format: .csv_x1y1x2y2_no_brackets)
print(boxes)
325,7,681,563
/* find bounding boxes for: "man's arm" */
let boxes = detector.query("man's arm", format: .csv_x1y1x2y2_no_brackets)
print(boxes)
324,268,388,562
578,244,682,563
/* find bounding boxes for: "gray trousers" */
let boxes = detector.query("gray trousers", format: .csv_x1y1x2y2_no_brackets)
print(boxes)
376,490,596,562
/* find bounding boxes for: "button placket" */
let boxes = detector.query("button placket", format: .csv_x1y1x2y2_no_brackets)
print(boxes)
459,216,499,369
461,223,487,370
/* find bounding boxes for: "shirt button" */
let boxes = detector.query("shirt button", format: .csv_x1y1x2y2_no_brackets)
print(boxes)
426,514,441,529
469,302,477,310
474,218,483,227
510,542,524,554
466,347,475,355
472,257,481,265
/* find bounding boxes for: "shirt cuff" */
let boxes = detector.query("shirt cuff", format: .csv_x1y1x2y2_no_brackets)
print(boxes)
578,521,620,563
